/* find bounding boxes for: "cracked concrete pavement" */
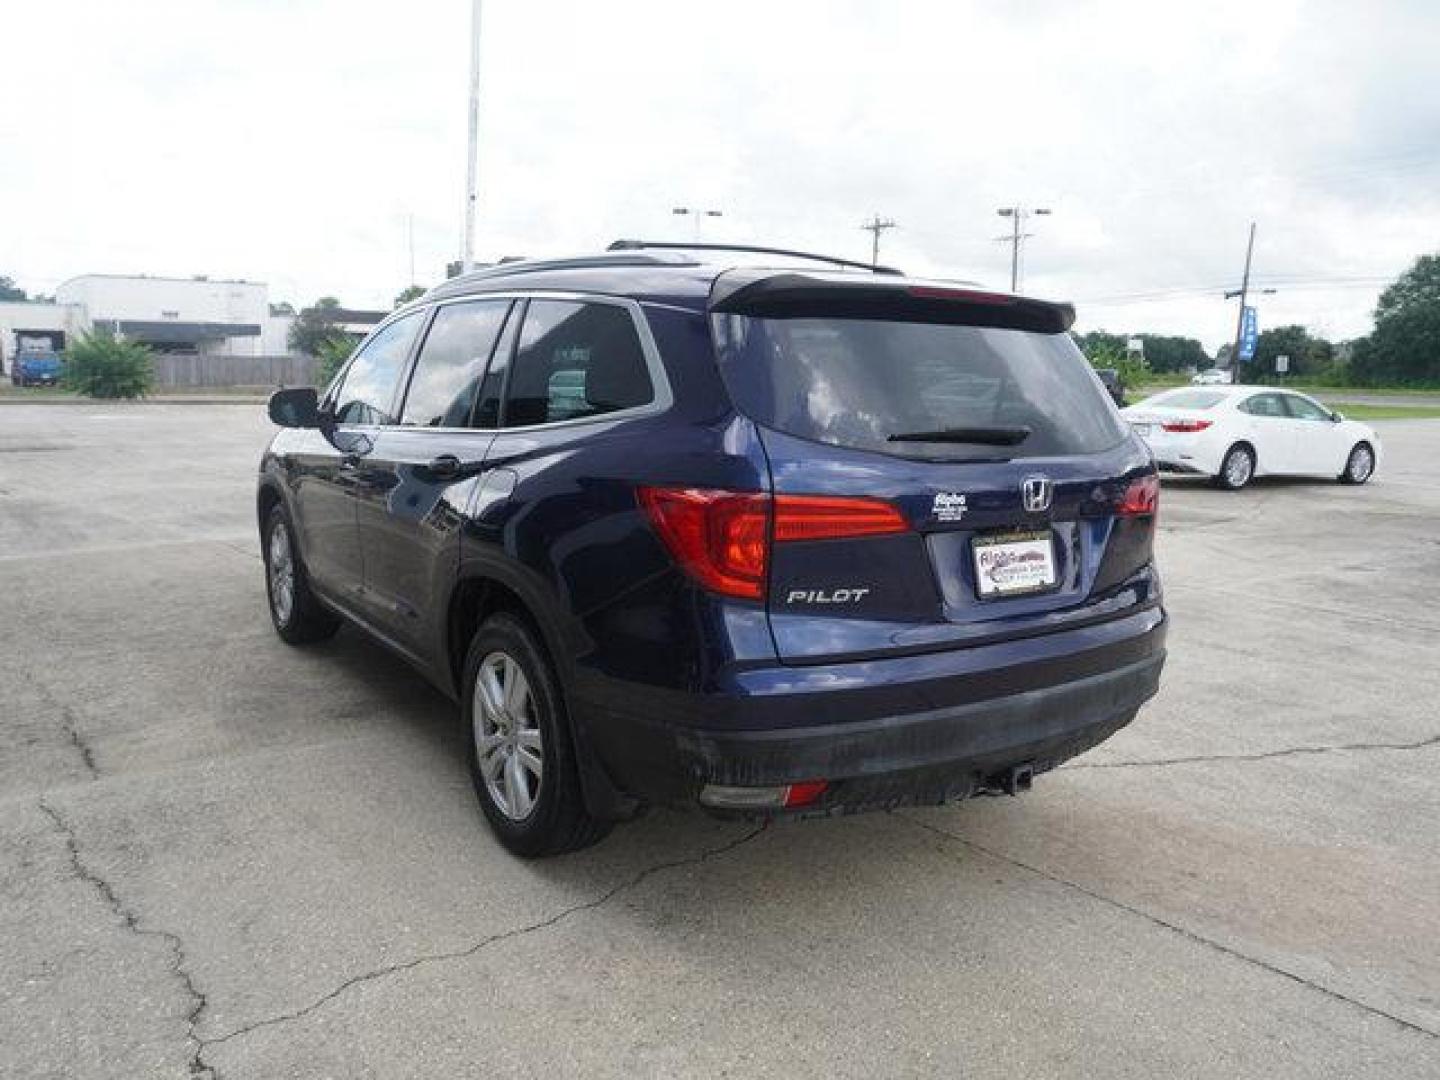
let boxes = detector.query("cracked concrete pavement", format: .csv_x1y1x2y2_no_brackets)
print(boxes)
1,400,1437,1078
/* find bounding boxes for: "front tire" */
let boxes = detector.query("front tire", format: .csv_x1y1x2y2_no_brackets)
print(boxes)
1340,442,1375,485
262,505,341,644
463,614,610,857
1214,443,1255,490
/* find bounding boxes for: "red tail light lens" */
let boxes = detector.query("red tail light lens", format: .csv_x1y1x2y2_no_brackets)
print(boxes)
1160,419,1213,433
782,780,829,807
638,488,908,600
773,494,908,542
1118,474,1160,517
637,487,770,599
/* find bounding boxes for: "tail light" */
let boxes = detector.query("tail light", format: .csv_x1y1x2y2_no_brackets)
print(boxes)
638,487,907,600
1118,474,1160,517
1161,419,1213,433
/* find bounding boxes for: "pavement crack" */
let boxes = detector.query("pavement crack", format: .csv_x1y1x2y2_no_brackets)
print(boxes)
1068,734,1440,772
22,671,100,779
38,797,216,1078
899,812,1439,1041
205,823,768,1050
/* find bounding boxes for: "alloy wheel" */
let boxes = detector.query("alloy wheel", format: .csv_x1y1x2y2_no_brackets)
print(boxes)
1224,448,1253,488
473,651,544,820
1348,445,1374,482
267,522,296,625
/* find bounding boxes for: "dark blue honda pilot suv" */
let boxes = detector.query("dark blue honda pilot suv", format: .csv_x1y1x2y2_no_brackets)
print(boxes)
259,242,1166,856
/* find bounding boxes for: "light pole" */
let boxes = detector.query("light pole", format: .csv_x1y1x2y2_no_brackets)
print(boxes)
672,207,723,241
462,0,483,273
995,206,1051,292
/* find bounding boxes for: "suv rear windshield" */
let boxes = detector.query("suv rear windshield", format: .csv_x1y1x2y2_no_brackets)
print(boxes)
710,315,1127,461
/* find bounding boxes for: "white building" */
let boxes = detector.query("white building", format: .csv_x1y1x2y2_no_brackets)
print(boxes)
0,300,88,372
53,274,285,356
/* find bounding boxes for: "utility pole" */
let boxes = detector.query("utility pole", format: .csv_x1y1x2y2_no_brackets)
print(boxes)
861,214,897,266
407,213,416,286
1223,223,1276,375
995,207,1051,292
462,0,483,273
672,207,723,241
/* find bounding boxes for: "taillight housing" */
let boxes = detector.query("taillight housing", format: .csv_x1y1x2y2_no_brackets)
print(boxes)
1118,474,1160,517
638,487,908,600
1160,419,1213,433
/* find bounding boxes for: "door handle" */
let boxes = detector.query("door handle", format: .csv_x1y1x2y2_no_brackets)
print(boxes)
425,454,463,480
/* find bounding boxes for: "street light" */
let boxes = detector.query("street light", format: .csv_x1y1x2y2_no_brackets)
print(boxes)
672,207,724,241
995,207,1051,292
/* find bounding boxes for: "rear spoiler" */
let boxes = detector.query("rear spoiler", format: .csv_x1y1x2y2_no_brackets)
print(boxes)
708,271,1075,334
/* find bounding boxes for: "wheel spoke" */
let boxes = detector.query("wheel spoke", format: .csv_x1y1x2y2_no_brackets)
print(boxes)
480,744,507,781
503,659,528,715
505,753,532,817
478,665,505,719
515,728,542,752
516,744,543,779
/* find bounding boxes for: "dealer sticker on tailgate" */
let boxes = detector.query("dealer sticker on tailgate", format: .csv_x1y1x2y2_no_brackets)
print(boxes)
973,530,1058,599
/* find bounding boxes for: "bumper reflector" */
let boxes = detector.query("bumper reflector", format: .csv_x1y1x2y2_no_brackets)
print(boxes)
699,780,829,810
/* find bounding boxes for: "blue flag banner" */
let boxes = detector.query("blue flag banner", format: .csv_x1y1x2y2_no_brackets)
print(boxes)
1239,306,1259,361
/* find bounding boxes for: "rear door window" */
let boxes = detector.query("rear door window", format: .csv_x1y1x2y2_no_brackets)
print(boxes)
398,300,511,427
331,312,423,426
711,315,1127,461
1283,394,1331,421
501,300,654,427
1240,393,1288,418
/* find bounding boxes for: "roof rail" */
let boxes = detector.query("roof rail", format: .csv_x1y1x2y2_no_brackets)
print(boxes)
427,251,698,296
607,239,901,275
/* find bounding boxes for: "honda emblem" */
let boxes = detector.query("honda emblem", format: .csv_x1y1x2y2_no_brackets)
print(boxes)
1021,476,1053,513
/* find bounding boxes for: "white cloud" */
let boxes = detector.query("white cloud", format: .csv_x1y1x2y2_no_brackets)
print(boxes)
2,0,1436,348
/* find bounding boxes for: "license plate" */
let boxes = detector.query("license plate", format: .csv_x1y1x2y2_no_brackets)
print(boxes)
1131,422,1151,436
973,530,1058,599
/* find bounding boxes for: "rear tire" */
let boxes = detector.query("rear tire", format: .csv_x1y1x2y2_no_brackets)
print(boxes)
463,614,610,857
1214,443,1255,490
262,505,341,644
1340,442,1374,485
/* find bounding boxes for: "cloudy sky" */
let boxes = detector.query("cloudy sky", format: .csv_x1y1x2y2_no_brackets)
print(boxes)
3,0,1436,350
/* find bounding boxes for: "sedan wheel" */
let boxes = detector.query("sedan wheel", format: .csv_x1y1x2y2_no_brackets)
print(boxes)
1342,442,1374,485
473,651,544,821
1216,445,1254,490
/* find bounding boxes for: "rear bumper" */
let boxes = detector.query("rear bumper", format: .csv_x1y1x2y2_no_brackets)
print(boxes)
578,605,1166,814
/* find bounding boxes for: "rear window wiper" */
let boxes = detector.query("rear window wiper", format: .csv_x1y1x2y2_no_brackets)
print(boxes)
887,425,1031,446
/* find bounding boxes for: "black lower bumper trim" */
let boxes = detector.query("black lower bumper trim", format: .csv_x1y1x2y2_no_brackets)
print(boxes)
587,651,1165,809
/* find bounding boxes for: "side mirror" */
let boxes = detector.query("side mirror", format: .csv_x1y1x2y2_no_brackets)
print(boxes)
268,386,321,429
1330,410,1344,423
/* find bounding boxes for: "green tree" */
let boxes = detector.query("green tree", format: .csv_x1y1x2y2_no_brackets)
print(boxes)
288,297,344,356
63,331,154,399
1135,334,1209,374
394,285,426,308
1350,254,1440,386
1077,335,1148,391
1251,324,1334,380
315,334,355,387
0,276,26,301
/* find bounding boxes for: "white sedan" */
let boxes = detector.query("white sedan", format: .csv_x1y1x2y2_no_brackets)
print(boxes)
1122,386,1381,490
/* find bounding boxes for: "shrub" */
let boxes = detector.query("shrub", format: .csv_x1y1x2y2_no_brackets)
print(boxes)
63,331,154,399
